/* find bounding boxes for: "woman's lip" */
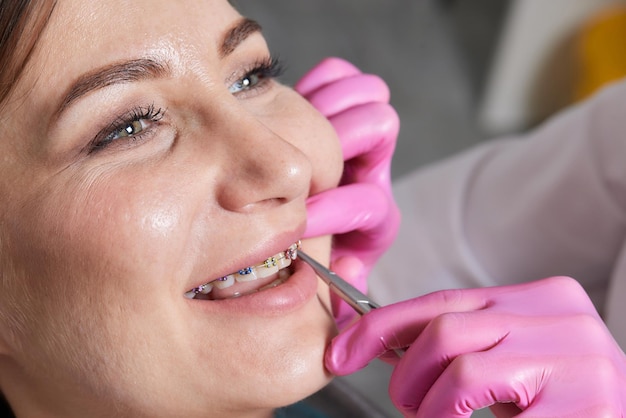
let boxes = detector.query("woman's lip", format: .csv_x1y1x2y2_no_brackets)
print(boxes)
186,259,319,317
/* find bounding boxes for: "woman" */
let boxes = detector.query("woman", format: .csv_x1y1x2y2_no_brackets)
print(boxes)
0,1,400,416
3,1,623,417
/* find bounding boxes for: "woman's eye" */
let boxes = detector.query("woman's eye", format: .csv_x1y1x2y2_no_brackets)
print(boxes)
229,73,261,94
228,57,284,95
114,120,146,139
100,118,150,148
90,105,165,153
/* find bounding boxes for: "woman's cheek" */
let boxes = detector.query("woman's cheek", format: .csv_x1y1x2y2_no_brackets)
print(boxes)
141,199,183,238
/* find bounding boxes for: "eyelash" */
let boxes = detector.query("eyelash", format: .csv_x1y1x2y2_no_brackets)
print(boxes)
89,104,165,153
89,56,285,153
229,56,285,96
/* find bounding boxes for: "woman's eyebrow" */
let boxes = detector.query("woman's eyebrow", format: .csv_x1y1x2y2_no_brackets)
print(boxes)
56,17,262,115
57,58,170,114
220,17,262,58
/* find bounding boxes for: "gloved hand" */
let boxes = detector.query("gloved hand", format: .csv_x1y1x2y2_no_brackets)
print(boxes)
326,276,626,417
296,57,401,328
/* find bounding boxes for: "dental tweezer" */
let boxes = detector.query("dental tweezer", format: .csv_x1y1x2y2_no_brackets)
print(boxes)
298,250,404,358
297,250,380,315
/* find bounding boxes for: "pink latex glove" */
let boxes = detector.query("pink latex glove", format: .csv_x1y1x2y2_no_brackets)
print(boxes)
326,276,626,417
296,57,401,328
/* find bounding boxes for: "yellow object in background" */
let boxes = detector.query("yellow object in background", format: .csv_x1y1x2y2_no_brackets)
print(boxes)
575,5,626,101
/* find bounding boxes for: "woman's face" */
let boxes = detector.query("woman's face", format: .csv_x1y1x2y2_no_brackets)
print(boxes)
0,0,343,416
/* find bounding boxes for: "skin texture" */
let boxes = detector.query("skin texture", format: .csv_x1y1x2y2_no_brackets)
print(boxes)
0,1,343,417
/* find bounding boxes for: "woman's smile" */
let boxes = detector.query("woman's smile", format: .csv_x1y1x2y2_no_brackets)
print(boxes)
185,248,325,318
184,241,302,300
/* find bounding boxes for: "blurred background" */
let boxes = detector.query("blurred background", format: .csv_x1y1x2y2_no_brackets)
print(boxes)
234,0,626,416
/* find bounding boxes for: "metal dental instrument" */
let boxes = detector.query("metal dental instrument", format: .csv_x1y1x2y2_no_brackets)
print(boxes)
297,250,380,315
298,250,404,357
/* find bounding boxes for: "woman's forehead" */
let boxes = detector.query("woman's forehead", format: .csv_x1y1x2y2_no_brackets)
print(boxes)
5,0,245,126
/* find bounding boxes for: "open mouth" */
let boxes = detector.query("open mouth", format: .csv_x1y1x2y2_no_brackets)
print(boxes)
184,241,301,300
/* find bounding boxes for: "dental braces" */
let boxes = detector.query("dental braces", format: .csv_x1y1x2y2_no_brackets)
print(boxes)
188,241,301,296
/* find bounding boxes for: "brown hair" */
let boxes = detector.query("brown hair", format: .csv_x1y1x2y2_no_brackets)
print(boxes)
0,2,57,414
0,0,56,109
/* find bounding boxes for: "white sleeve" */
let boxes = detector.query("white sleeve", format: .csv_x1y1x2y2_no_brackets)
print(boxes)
370,78,626,316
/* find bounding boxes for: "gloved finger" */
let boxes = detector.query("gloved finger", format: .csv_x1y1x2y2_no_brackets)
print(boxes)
304,73,391,118
325,305,425,375
389,311,512,412
414,350,623,418
331,102,399,189
294,57,361,97
404,307,623,417
328,255,364,286
304,183,390,239
325,292,488,375
482,276,599,317
409,352,538,418
514,375,622,418
327,255,366,329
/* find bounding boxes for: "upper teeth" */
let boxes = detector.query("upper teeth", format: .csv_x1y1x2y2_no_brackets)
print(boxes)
184,241,300,299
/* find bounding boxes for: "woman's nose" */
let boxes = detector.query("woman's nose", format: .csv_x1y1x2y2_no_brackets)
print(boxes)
212,112,312,213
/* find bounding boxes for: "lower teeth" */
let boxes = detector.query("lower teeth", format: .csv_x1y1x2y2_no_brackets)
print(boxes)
228,269,291,299
258,270,290,292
